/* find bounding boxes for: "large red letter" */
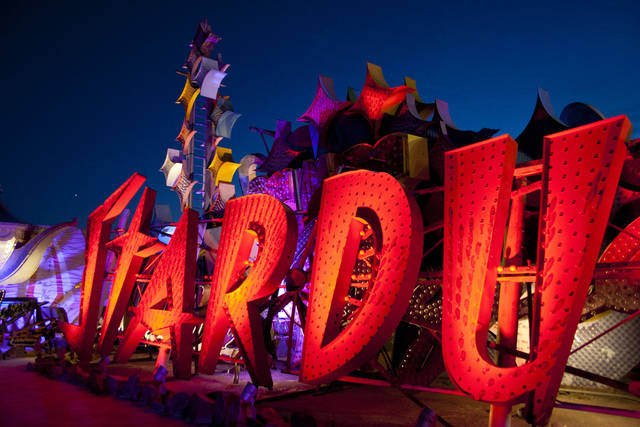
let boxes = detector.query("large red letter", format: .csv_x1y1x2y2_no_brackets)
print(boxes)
300,170,423,384
98,187,157,355
115,208,202,379
199,194,297,388
442,116,630,425
59,173,145,364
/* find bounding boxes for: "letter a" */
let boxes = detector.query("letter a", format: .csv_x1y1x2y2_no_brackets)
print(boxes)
115,208,201,379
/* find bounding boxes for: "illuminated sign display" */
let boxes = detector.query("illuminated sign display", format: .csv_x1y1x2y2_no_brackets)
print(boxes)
59,116,631,424
442,116,630,424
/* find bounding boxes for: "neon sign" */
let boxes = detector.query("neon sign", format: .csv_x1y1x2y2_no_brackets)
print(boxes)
199,194,299,388
60,116,631,425
442,115,630,424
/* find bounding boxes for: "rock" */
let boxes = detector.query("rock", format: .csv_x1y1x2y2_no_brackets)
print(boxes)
117,375,141,400
167,391,190,418
186,393,214,425
104,375,120,397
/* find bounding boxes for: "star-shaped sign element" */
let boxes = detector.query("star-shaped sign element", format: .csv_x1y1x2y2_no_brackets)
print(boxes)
298,75,352,130
349,63,414,138
176,73,200,124
175,119,197,154
298,76,352,156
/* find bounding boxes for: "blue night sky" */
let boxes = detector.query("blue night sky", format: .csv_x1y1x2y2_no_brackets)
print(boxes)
2,1,639,226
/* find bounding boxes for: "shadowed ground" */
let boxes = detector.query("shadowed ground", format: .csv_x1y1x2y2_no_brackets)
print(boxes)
0,357,638,426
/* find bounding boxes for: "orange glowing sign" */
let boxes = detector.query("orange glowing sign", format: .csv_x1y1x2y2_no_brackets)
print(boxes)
114,208,202,379
442,116,630,424
198,194,298,387
59,173,145,365
300,170,423,384
60,116,631,423
97,187,157,356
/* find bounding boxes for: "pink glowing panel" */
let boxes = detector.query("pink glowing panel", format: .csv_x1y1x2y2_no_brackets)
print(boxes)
115,209,202,379
59,173,146,364
298,76,352,155
199,194,297,388
98,187,157,356
441,116,630,426
300,170,423,385
298,76,351,129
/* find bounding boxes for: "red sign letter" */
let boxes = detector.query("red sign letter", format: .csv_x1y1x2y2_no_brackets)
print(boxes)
98,187,157,355
59,173,145,364
442,116,630,425
199,194,297,388
115,208,202,379
300,170,423,384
